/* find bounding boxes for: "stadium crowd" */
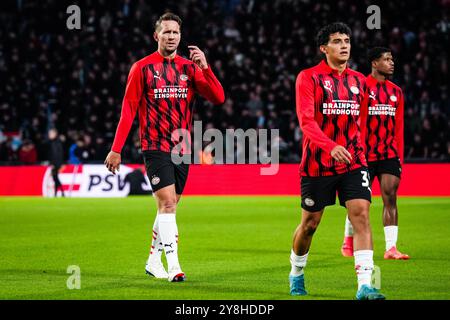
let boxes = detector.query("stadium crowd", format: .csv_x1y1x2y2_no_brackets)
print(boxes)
0,0,448,164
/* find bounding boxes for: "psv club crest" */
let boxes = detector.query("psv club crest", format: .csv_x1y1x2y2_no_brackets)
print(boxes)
350,86,359,94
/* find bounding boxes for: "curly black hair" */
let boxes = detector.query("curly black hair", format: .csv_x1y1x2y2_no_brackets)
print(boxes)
315,22,352,47
367,47,392,64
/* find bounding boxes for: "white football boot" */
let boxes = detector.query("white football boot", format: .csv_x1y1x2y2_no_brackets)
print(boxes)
167,266,185,282
145,260,169,279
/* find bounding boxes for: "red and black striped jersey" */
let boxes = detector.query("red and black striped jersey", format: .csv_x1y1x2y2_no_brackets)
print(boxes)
296,60,367,177
112,51,225,155
360,74,404,164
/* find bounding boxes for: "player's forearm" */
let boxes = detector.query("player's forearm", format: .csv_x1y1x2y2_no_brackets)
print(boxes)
111,100,137,153
199,67,225,105
359,124,368,156
395,93,405,164
296,96,338,154
301,120,338,154
396,99,404,164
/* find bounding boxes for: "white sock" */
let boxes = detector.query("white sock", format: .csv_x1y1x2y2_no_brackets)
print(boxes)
384,225,398,251
175,222,179,246
344,215,354,237
158,213,181,272
290,250,308,276
354,250,374,289
147,212,163,265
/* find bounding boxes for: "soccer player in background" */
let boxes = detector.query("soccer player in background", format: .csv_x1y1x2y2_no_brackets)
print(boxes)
289,23,385,300
104,13,225,282
341,47,409,260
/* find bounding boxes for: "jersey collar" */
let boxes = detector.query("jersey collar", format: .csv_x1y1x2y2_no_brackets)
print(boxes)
366,74,378,86
367,73,387,85
318,59,349,76
154,50,180,63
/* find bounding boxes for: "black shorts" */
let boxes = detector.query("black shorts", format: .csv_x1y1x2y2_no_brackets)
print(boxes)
143,150,189,195
368,157,402,180
300,168,372,212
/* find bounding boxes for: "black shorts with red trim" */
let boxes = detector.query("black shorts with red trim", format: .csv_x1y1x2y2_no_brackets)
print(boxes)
300,167,372,212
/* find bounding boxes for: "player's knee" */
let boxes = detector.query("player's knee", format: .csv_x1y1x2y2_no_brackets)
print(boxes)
351,211,369,222
303,218,320,235
383,185,397,197
382,189,397,206
349,206,370,226
159,199,178,212
350,215,370,235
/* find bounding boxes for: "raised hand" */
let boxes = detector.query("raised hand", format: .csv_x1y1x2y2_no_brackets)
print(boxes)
188,45,208,69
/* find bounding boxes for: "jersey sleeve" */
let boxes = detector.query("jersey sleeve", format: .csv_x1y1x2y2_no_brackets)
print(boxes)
193,65,225,105
111,62,143,154
296,71,338,154
396,89,405,164
359,83,369,155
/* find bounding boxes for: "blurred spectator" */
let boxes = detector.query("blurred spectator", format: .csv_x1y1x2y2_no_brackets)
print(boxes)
447,142,450,161
421,118,434,158
92,136,110,162
82,134,95,161
68,141,82,165
73,138,90,164
125,168,151,195
127,135,143,164
0,136,19,162
18,140,37,164
408,133,426,159
71,138,91,164
0,130,7,161
47,129,65,197
246,92,264,117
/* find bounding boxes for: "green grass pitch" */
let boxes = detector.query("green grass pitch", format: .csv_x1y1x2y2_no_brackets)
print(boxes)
1,196,449,300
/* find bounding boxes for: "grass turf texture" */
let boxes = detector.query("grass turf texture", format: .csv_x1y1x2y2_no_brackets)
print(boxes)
0,196,449,300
